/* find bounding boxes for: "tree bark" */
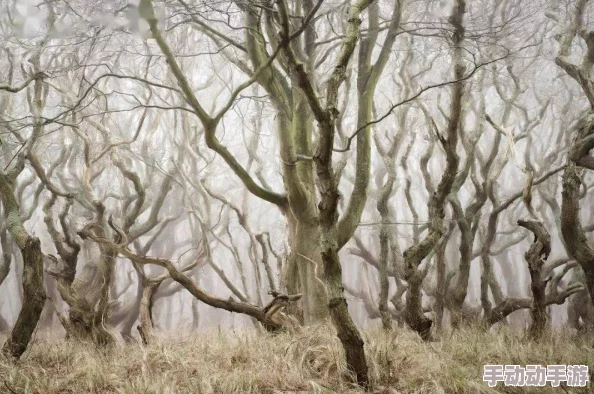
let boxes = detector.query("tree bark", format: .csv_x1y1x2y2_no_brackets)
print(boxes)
138,280,160,345
276,0,373,385
567,286,594,330
561,113,594,311
288,216,328,324
403,0,465,340
0,172,47,360
1,237,46,359
518,220,551,339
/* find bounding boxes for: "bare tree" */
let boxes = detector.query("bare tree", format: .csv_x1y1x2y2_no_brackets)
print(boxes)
551,0,594,313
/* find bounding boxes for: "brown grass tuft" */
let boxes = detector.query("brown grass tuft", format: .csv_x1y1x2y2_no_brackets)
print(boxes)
0,325,592,393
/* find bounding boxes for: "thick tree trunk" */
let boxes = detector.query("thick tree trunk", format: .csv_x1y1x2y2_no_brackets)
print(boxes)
518,220,551,339
313,114,369,387
61,301,115,345
403,263,432,340
0,170,47,360
1,238,46,359
54,258,117,346
287,216,329,324
116,271,143,340
568,288,594,330
561,113,594,312
449,205,480,328
282,250,304,323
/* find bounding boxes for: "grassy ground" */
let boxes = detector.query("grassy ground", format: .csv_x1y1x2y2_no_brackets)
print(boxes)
0,324,592,393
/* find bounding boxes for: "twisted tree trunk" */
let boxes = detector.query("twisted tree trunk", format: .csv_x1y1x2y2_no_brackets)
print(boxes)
403,0,465,340
561,113,594,311
0,174,46,359
518,220,551,339
138,279,160,345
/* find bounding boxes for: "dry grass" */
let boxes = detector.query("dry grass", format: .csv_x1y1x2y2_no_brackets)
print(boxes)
0,324,593,393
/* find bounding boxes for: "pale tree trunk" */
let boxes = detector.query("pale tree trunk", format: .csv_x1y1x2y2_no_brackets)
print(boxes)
39,270,59,331
56,267,117,345
499,251,525,328
191,298,200,330
226,2,331,324
0,228,12,332
0,228,11,292
44,197,116,346
289,217,328,324
117,270,143,340
277,58,328,325
282,248,303,323
446,10,530,327
138,279,160,345
134,243,200,345
365,0,404,331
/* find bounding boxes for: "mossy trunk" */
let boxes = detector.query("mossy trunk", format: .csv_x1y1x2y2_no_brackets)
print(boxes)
321,239,369,388
316,113,369,387
1,153,47,359
287,216,329,324
2,237,46,359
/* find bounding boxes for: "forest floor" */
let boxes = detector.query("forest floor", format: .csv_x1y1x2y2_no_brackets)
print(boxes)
0,324,592,394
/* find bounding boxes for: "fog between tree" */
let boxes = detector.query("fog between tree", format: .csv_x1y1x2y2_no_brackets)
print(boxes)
1,0,594,390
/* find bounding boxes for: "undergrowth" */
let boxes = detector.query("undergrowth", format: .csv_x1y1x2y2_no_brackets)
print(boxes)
0,324,592,393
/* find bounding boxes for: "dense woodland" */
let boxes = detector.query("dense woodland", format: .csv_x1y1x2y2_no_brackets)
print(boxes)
1,0,594,391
